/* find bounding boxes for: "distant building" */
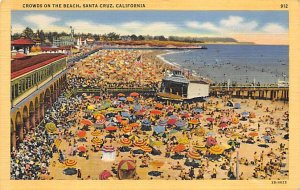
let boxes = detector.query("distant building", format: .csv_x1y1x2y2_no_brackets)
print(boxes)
158,70,209,100
11,36,35,54
53,36,75,47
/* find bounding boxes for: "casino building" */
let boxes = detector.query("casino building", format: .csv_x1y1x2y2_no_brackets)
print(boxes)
10,53,67,149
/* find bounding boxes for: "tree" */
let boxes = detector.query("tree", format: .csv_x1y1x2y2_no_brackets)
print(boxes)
38,30,46,43
23,27,34,39
130,34,138,41
137,35,145,41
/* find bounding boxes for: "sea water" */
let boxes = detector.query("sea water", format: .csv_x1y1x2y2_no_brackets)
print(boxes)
161,44,288,85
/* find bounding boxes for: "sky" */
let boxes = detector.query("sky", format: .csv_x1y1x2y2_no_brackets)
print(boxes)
12,11,288,45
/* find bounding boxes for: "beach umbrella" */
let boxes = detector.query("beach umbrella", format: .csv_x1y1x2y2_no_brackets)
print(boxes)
78,146,87,152
121,112,131,118
206,136,217,146
193,108,203,114
150,109,161,115
181,113,190,118
105,126,118,131
249,112,256,118
186,150,201,160
134,139,147,147
142,119,151,127
95,118,106,126
120,138,132,146
158,119,168,126
221,117,230,123
130,92,139,97
45,122,57,133
173,144,186,153
219,123,228,129
87,105,96,110
169,129,178,134
77,130,87,138
241,112,250,117
151,141,163,147
119,97,126,101
155,103,164,109
169,115,178,119
232,117,239,124
133,104,142,111
121,119,129,126
194,114,203,119
129,123,140,128
94,96,100,100
262,135,271,141
153,125,165,134
178,137,189,144
140,146,152,153
167,118,177,125
248,132,259,137
126,97,134,102
175,120,187,128
206,117,214,122
216,103,222,110
117,93,125,97
118,160,136,170
102,145,116,152
99,170,112,180
81,119,93,126
91,137,104,146
65,159,77,167
209,145,225,155
122,126,133,133
189,119,199,125
234,103,241,109
193,145,207,151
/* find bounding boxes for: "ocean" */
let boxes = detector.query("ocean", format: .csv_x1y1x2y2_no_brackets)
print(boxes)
161,44,288,85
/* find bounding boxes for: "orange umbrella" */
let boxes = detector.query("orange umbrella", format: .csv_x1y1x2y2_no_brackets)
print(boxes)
130,92,139,97
65,159,77,167
81,119,93,126
78,146,87,152
105,126,118,131
173,144,186,153
126,97,134,102
249,132,259,137
186,150,201,160
120,138,132,146
77,130,86,138
122,126,133,133
141,146,152,153
118,93,125,97
134,139,147,147
150,109,161,115
189,119,199,125
155,103,164,109
129,123,140,128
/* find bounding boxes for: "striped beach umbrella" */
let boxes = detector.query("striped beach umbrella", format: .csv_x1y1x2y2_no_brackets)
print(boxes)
209,145,225,155
102,145,115,152
65,159,77,167
91,137,104,146
140,146,152,153
122,126,133,133
134,139,147,147
186,150,201,160
91,130,102,136
120,138,132,146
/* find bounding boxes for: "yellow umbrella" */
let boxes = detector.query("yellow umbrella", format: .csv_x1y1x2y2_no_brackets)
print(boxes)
87,105,95,110
216,103,222,110
209,145,225,155
178,137,189,144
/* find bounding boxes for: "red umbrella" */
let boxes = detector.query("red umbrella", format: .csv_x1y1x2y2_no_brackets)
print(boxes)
77,130,86,138
206,117,214,122
194,114,203,119
206,136,217,146
94,96,100,100
78,146,87,152
118,93,125,97
173,144,186,153
105,126,118,131
99,170,112,180
167,118,177,125
181,113,190,118
81,119,93,126
130,92,139,97
150,109,161,115
219,123,228,129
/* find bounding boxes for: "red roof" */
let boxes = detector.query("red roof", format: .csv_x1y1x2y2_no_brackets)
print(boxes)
11,38,35,45
11,53,66,79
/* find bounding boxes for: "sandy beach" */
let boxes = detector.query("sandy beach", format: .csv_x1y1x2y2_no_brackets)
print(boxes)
11,49,289,181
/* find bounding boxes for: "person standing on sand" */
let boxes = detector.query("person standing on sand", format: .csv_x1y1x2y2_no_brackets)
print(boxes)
77,169,81,179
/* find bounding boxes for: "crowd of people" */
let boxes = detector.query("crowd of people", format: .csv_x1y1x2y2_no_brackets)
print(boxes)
10,49,289,180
